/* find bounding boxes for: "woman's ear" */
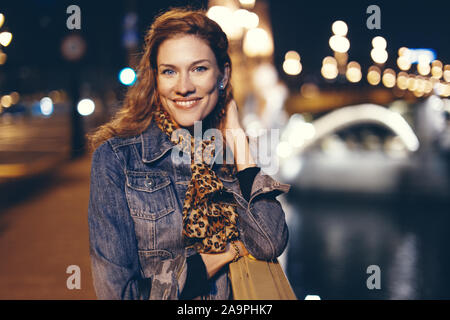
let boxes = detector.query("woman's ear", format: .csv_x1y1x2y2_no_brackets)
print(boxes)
220,63,231,89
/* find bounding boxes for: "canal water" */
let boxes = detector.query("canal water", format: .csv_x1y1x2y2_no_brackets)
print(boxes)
283,190,450,299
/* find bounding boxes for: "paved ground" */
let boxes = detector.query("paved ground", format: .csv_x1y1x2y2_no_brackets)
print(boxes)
0,154,96,299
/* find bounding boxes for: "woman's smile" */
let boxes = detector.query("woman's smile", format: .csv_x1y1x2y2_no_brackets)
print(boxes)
171,97,203,110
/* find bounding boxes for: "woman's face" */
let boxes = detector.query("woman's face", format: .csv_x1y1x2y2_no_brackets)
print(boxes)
156,34,228,128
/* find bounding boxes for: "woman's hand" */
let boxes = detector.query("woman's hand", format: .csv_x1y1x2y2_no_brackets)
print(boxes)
231,240,249,259
221,100,257,171
222,99,242,131
199,240,249,279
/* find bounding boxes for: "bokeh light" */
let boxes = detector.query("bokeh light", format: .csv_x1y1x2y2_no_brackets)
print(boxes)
397,55,411,71
371,47,388,64
367,65,381,85
396,72,409,90
382,69,396,88
283,59,302,75
243,28,273,57
118,67,137,86
1,94,12,108
372,36,387,50
233,9,259,29
329,35,350,53
207,6,243,40
321,56,338,80
77,98,95,116
331,20,348,36
345,61,362,83
39,97,53,116
0,31,12,47
431,60,443,79
285,50,300,61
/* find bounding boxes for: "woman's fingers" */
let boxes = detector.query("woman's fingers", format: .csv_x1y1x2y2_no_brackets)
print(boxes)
223,99,241,131
234,240,249,257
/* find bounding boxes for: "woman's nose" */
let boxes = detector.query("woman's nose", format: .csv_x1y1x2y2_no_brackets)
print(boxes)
175,73,195,96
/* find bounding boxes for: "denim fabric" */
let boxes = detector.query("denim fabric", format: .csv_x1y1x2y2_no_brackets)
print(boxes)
88,120,290,300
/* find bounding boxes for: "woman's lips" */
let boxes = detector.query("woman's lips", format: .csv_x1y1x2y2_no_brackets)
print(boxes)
172,98,202,109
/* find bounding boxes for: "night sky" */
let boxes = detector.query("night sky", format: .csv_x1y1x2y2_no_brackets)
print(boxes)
0,0,449,93
269,0,450,83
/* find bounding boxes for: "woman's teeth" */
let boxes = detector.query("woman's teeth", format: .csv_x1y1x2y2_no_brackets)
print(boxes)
174,99,200,107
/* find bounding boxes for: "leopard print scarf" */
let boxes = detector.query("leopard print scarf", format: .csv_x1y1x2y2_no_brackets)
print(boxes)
153,106,239,253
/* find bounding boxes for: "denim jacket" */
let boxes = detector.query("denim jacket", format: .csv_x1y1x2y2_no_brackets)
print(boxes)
88,119,290,300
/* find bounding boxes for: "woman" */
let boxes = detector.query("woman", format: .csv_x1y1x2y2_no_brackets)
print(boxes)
88,8,290,300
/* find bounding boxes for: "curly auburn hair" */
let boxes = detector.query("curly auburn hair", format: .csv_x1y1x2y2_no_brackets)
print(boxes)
88,7,233,150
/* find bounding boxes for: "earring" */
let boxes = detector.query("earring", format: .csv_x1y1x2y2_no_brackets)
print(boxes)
219,82,225,90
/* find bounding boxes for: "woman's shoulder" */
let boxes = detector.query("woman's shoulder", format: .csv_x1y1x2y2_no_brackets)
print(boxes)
104,133,142,151
92,133,141,163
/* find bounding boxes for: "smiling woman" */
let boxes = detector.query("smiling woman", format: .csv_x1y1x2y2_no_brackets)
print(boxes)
87,8,290,300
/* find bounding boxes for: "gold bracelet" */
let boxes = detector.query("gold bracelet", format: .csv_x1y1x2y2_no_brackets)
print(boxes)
231,241,240,263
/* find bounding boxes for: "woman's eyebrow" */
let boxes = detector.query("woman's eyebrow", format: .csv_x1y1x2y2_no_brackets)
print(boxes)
190,59,212,66
158,59,212,69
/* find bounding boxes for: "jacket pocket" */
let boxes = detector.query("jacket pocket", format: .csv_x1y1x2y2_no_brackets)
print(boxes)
138,250,184,299
125,171,176,220
138,249,173,278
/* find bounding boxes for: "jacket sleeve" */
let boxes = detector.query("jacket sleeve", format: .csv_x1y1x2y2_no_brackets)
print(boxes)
88,141,152,299
234,170,291,261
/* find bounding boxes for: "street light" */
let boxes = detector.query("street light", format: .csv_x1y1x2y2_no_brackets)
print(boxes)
367,65,381,85
0,50,6,65
243,27,273,57
239,0,256,9
0,31,12,47
370,36,388,64
283,50,302,76
40,97,54,116
77,98,95,116
118,67,137,86
417,53,431,76
332,20,348,36
329,35,350,53
397,47,412,71
346,61,362,83
283,59,302,76
321,56,338,80
372,36,387,50
382,69,396,88
207,6,243,40
234,9,259,29
1,94,12,108
396,72,409,90
443,65,450,82
431,60,443,79
371,47,388,64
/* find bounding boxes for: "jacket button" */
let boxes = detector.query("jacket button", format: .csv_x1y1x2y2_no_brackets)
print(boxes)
145,179,153,187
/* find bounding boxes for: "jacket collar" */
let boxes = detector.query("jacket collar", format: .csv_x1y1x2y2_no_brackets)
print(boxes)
140,119,237,181
140,119,174,163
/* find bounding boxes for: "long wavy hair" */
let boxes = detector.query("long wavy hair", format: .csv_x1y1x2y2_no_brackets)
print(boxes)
88,8,233,150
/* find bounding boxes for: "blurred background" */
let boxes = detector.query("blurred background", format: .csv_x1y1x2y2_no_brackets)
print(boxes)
0,0,449,299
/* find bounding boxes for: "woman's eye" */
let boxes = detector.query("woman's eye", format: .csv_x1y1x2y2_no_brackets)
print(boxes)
161,69,175,75
193,66,208,72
